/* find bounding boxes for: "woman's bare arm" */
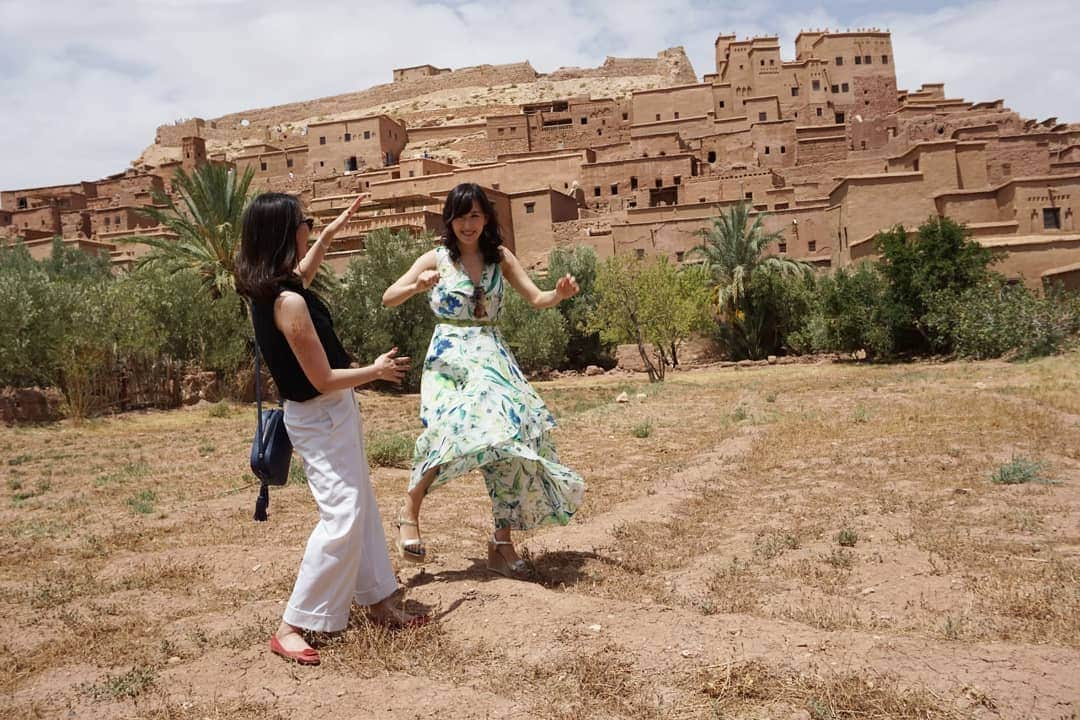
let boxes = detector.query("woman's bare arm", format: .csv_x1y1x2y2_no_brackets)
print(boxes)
296,194,366,287
382,249,440,307
274,292,408,392
499,248,579,309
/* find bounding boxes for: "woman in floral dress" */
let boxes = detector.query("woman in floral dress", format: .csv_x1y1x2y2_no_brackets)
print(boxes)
382,183,585,578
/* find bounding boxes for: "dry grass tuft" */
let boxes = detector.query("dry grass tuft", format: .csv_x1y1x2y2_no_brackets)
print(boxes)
699,659,977,718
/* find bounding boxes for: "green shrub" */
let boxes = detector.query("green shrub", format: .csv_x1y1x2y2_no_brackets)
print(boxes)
990,456,1052,485
333,230,437,392
499,282,569,373
837,528,858,547
630,418,653,438
926,282,1080,360
366,431,414,468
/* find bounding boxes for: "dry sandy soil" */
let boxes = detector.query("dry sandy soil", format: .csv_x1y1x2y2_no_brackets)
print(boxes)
2,354,1078,719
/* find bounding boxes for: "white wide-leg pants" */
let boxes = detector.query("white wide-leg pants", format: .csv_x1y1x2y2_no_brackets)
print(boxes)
282,389,398,632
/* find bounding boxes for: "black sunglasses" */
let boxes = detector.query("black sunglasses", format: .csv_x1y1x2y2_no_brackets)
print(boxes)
297,217,314,232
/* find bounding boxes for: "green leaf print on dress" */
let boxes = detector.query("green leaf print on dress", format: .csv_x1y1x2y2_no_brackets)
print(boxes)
410,246,585,530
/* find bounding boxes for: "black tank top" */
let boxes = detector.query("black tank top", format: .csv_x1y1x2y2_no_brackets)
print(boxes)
251,282,351,402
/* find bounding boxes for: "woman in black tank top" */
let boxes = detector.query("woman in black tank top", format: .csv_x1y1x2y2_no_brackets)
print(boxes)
235,193,427,666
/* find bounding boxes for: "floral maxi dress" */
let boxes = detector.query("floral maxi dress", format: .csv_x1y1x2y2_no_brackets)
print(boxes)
410,246,585,530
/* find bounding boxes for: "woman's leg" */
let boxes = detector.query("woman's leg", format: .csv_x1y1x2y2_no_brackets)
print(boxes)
280,392,398,641
481,458,527,567
398,466,437,550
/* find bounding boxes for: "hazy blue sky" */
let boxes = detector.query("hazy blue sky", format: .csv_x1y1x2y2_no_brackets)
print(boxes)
1,0,1076,189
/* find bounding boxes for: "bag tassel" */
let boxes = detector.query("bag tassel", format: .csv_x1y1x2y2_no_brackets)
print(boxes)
254,483,269,522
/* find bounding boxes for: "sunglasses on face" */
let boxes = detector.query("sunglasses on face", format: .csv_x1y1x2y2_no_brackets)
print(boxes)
472,285,487,319
297,217,314,232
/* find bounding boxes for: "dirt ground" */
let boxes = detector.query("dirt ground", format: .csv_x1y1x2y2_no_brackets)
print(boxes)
2,354,1078,719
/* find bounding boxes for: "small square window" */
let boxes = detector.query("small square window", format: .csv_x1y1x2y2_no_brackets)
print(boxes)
364,131,371,139
835,56,844,66
655,178,663,188
104,216,110,226
510,126,516,133
319,161,325,167
593,186,601,197
831,85,839,94
791,86,799,97
855,56,862,65
344,133,351,141
1044,207,1062,230
655,113,661,121
630,176,638,190
816,107,823,117
260,162,267,171
745,192,753,200
286,158,293,168
319,136,326,145
882,55,889,64
841,83,849,93
622,112,628,121
864,55,872,64
673,175,681,185
524,202,535,214
498,127,505,135
580,117,587,125
778,242,787,253
836,112,845,124
808,240,816,252
780,145,786,154
765,146,771,155
758,112,767,121
718,100,725,108
408,171,415,177
674,112,680,119
610,183,618,195
812,80,821,91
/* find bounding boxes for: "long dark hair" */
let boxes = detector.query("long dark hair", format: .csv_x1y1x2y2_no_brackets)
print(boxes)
442,183,503,265
235,192,304,304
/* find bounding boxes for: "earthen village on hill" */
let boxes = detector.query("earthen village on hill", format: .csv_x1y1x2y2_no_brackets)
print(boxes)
4,29,1079,289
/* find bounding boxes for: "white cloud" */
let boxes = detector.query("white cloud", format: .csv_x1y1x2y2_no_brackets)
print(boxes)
1,0,1077,191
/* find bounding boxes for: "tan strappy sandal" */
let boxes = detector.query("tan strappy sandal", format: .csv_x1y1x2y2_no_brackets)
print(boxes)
487,535,529,579
395,510,426,563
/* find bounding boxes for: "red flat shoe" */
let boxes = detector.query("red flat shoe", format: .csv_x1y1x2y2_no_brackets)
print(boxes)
269,634,320,665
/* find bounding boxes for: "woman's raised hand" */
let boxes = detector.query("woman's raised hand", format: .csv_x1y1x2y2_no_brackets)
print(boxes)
415,270,441,293
373,347,411,384
555,273,580,301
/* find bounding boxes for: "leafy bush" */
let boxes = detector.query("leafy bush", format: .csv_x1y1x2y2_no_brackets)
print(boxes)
990,456,1052,485
875,217,999,354
546,245,612,369
926,282,1080,360
499,284,569,373
788,263,894,358
366,431,414,468
333,229,437,392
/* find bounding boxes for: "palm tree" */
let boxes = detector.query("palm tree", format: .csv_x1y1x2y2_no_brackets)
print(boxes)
128,163,255,300
689,202,812,315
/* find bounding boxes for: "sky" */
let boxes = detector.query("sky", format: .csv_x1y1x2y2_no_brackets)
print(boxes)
1,0,1077,191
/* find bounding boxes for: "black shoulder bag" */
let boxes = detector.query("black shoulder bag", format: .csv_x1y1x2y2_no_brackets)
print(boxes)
250,348,292,521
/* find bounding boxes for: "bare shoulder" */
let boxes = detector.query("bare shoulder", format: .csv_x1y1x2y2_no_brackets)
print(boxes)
274,291,311,334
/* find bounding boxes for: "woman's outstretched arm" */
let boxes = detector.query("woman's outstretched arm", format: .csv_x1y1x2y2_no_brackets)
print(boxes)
500,248,579,309
382,249,440,307
296,194,365,287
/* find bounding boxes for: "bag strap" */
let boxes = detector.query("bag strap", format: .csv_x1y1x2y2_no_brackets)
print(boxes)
252,338,287,522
